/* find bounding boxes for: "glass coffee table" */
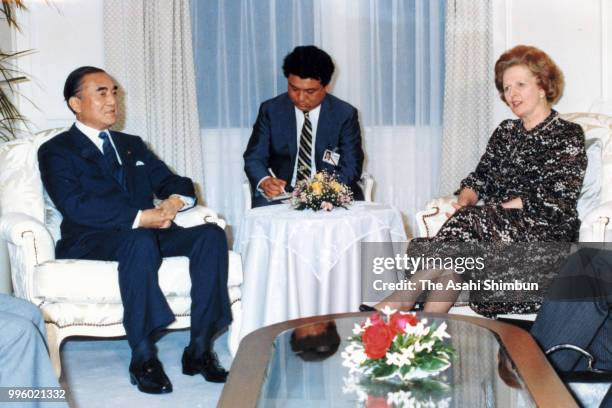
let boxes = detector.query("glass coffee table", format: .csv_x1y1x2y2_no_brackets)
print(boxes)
218,312,576,407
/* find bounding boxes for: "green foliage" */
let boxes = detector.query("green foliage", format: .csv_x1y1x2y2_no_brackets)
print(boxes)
0,0,29,141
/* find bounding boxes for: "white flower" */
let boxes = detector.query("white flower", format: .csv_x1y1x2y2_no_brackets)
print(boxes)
380,305,397,317
352,323,364,335
341,343,368,373
432,321,451,340
414,340,434,353
404,322,430,337
386,344,416,369
385,351,404,367
401,344,415,360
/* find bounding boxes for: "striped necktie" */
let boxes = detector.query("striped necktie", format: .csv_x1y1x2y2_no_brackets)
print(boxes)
296,111,312,183
98,132,126,189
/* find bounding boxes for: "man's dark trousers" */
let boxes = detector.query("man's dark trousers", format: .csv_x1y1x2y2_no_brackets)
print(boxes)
58,223,232,357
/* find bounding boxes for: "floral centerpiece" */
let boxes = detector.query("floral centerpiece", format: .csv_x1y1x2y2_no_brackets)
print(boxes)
341,307,455,383
291,171,353,211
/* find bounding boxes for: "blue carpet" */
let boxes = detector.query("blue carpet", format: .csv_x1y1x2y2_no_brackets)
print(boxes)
59,330,232,407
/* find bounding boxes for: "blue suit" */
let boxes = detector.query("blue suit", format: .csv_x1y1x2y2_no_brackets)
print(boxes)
38,125,231,357
244,93,364,207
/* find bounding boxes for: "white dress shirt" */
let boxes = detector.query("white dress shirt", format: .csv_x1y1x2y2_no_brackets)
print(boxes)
74,121,194,228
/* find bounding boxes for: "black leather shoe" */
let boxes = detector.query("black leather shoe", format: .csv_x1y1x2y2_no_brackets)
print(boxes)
129,358,173,394
359,304,378,312
182,349,229,383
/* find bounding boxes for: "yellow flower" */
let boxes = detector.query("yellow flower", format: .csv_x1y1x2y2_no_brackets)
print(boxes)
331,181,342,192
311,181,323,195
314,172,324,181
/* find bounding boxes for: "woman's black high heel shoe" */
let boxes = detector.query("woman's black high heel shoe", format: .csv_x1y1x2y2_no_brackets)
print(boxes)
358,304,377,312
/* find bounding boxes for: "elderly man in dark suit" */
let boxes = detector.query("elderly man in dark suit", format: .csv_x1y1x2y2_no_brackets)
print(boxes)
244,45,364,208
38,66,231,394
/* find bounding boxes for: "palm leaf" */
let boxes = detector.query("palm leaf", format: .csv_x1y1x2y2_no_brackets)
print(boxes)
0,0,27,30
0,1,52,140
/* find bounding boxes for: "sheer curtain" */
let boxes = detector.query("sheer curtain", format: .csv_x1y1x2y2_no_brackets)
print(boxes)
192,0,444,239
439,0,493,196
104,0,204,196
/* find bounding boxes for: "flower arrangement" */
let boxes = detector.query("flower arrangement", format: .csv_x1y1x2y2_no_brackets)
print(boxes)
341,307,455,382
291,171,353,211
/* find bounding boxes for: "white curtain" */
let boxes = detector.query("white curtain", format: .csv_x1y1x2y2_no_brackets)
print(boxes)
316,0,444,237
192,0,445,239
438,0,494,196
103,0,204,198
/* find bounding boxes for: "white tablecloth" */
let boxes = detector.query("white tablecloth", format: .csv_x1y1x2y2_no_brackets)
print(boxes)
236,201,407,339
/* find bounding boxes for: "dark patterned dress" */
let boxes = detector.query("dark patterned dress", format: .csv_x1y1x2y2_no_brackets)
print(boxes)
411,110,587,316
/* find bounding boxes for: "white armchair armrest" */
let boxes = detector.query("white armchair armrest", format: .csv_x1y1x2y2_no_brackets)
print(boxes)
415,195,455,238
415,195,486,238
579,200,612,242
174,205,226,230
0,212,56,262
0,212,56,300
358,173,374,202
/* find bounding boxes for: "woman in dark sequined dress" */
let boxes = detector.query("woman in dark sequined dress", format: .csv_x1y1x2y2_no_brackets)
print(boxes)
370,45,587,316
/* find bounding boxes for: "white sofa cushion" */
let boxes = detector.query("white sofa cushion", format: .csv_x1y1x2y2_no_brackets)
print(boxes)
35,256,191,303
0,139,46,222
561,113,612,209
578,137,602,219
35,251,243,303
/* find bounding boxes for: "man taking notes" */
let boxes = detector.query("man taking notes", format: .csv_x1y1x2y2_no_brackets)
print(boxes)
244,45,364,208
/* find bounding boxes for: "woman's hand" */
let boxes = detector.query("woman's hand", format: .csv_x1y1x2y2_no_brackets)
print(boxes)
446,188,479,218
501,197,523,209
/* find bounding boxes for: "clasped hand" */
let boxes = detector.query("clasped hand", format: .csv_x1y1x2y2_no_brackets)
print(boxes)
445,188,523,218
139,196,184,229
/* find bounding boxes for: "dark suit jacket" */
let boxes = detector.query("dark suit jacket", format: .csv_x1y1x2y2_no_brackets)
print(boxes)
243,93,364,204
38,124,195,257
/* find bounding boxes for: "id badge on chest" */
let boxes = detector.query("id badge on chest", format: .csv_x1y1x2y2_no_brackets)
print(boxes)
323,149,340,166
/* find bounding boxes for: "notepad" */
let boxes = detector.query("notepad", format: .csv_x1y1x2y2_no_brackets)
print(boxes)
265,191,292,202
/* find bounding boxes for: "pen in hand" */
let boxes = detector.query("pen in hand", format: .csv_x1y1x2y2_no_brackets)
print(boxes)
267,168,287,194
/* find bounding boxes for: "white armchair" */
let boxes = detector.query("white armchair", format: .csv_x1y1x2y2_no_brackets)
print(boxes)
0,129,243,377
414,112,612,319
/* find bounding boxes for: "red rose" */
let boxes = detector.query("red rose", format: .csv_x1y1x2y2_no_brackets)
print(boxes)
389,312,418,336
362,319,394,359
369,312,382,323
361,312,382,329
